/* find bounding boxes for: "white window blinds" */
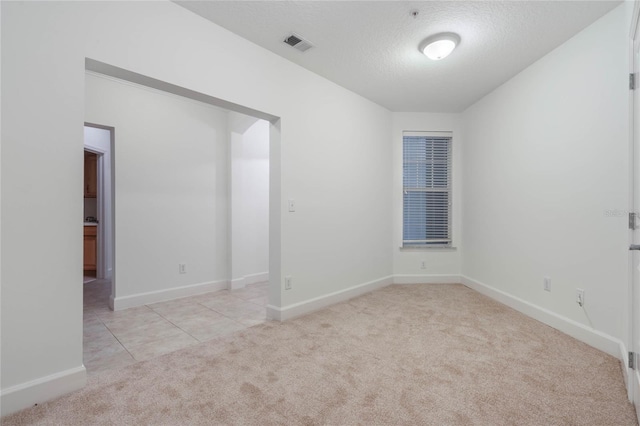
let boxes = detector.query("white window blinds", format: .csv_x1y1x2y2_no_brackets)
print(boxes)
403,132,452,247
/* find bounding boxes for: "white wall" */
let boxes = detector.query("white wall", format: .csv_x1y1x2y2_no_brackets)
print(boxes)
461,4,631,343
392,112,462,281
229,113,269,288
1,0,392,414
85,72,229,301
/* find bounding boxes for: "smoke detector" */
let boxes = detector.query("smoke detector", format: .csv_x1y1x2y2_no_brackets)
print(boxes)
283,33,313,52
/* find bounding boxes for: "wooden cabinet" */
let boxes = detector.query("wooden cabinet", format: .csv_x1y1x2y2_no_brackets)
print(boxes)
84,152,97,198
84,225,97,275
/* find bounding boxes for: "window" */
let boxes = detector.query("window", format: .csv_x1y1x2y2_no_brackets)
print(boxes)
403,131,452,247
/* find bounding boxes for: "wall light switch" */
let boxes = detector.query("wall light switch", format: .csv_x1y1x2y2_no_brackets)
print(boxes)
288,199,296,212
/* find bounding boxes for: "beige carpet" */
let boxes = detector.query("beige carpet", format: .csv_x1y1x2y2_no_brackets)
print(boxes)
3,284,637,425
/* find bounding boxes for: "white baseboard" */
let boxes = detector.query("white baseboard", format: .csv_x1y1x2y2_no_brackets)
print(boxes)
393,274,461,284
246,271,268,285
229,278,246,290
265,271,625,366
229,272,269,290
460,275,622,358
267,275,394,321
1,366,86,417
113,279,228,310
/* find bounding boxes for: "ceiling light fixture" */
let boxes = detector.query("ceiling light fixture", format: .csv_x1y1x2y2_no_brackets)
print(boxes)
419,33,460,61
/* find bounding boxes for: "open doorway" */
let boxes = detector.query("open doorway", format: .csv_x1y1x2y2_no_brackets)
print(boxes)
83,150,99,281
228,112,270,292
83,125,115,315
82,66,278,374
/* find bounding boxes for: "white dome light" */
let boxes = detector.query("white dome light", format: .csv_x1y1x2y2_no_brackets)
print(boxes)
420,33,460,61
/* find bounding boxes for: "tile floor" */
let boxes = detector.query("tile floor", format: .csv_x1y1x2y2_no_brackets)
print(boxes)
83,279,269,375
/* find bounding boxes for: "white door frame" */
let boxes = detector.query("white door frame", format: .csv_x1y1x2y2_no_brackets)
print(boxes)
629,2,640,420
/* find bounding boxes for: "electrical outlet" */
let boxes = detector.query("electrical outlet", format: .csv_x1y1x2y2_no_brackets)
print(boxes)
285,276,292,290
543,276,551,292
179,263,187,274
576,288,585,307
420,261,427,269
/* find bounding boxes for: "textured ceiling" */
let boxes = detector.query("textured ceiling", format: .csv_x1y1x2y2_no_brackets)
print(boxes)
175,1,620,112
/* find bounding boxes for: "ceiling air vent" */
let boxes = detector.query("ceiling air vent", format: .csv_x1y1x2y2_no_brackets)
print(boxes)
283,33,313,52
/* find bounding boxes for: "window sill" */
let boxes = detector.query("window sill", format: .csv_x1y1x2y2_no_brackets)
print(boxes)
399,246,458,252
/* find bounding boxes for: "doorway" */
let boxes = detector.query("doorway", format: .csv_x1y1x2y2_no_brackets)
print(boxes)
83,124,115,310
85,58,282,317
81,66,279,374
83,150,99,281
